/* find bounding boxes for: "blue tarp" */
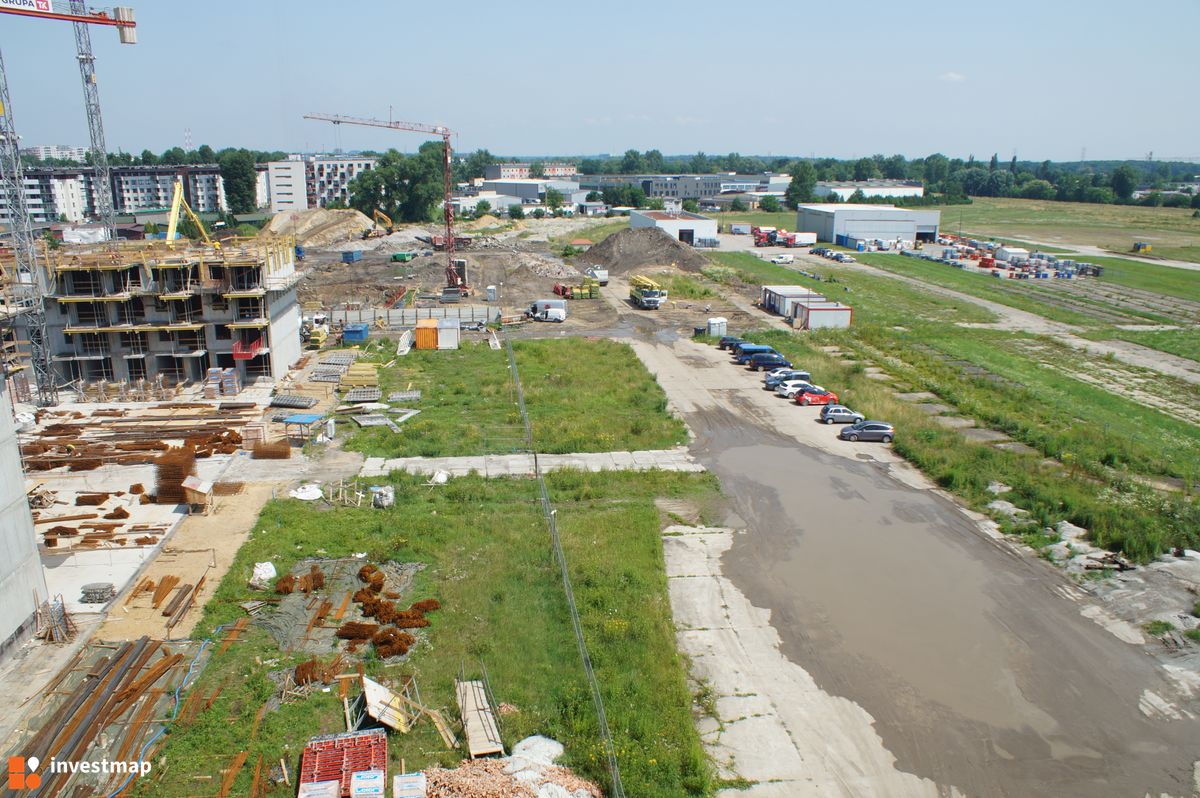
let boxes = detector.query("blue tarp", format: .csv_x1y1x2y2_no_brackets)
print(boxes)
282,413,323,425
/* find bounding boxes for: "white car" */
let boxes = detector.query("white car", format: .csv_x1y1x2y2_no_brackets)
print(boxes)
775,380,817,399
771,254,794,265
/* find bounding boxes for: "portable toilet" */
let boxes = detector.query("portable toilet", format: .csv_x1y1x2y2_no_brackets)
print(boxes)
486,285,497,302
706,317,727,337
414,319,438,350
436,318,460,350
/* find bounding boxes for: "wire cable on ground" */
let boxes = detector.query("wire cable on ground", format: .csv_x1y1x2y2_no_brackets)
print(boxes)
505,337,626,798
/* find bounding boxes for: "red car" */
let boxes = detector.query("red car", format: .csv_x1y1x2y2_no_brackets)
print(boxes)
794,386,839,406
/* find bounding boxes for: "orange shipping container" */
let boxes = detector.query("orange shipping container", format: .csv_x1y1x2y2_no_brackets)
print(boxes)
414,319,439,350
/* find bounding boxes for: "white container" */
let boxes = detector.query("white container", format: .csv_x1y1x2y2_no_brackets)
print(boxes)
436,318,460,350
706,317,727,337
393,772,428,798
486,285,497,302
350,769,385,797
298,782,340,798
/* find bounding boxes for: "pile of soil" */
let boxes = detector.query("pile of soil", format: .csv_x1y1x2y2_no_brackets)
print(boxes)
583,227,710,274
261,208,373,248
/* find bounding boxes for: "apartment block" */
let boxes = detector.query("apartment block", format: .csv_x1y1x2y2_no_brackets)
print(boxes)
484,162,577,180
38,238,301,388
267,155,377,213
21,144,89,163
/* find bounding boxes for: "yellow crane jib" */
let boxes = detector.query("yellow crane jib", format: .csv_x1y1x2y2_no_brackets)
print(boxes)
166,177,219,249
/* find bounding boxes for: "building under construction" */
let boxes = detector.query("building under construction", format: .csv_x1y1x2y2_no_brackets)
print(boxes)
3,237,302,397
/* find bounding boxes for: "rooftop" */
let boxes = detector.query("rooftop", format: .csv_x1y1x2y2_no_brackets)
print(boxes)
637,210,710,221
798,203,918,213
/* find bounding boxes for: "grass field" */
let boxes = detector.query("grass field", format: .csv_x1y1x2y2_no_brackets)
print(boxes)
706,251,998,326
1093,327,1200,364
1052,254,1200,304
929,197,1200,264
556,218,629,247
342,338,687,458
143,470,717,798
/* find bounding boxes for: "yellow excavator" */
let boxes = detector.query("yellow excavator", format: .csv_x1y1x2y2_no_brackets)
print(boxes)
363,208,394,239
165,177,219,249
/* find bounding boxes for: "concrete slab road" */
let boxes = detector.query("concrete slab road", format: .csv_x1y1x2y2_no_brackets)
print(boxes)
636,335,1200,798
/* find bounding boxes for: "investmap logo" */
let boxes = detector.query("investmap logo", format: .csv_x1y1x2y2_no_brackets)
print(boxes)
7,756,41,790
8,754,151,789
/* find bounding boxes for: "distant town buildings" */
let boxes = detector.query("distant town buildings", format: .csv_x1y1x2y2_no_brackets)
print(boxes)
21,144,89,163
267,155,378,213
484,162,577,180
812,180,925,201
577,172,791,200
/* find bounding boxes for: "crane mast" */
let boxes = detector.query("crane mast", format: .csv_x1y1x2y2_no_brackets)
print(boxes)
303,113,462,291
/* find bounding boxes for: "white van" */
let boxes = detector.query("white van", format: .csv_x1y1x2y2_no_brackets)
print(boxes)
771,254,795,265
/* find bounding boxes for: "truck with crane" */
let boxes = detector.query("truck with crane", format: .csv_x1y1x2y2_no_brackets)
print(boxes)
629,275,667,309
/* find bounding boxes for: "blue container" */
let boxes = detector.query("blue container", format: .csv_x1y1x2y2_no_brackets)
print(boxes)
343,323,370,343
295,245,306,260
341,249,364,264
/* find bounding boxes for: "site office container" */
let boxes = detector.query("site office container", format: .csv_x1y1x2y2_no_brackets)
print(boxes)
436,318,460,350
793,303,853,330
414,319,439,350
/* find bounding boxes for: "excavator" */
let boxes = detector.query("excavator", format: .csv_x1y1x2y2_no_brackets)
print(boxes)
363,209,394,239
165,177,219,249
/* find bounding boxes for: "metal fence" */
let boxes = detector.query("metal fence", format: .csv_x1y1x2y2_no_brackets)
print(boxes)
504,337,626,798
329,305,499,327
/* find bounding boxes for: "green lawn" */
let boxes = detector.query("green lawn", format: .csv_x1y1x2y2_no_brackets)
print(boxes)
143,470,716,798
1059,255,1200,304
343,338,687,458
927,197,1200,264
706,250,998,326
1096,327,1200,364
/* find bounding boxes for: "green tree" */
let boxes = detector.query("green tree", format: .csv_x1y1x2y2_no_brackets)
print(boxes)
528,162,545,178
42,230,61,250
682,199,699,213
730,198,748,212
853,157,878,181
646,197,665,210
346,142,445,222
644,149,665,172
585,191,601,202
759,195,782,213
620,149,645,174
508,204,524,219
474,199,491,217
544,188,564,211
197,144,216,163
1111,165,1138,201
160,147,187,165
138,149,157,165
458,149,496,181
989,153,999,172
1009,155,1018,174
1191,194,1200,210
847,189,867,203
882,154,908,179
218,149,258,213
532,207,546,219
784,161,817,208
629,186,646,207
688,152,709,173
924,153,949,185
1019,179,1056,200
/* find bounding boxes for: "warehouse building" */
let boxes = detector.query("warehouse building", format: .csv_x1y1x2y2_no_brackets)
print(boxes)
813,180,924,201
630,210,718,246
795,204,940,244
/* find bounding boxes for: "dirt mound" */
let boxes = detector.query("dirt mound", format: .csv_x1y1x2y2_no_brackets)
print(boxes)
465,214,502,230
261,208,373,248
583,227,710,274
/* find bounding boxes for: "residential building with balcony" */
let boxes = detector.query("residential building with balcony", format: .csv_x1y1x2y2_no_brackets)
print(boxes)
37,238,301,388
266,155,378,212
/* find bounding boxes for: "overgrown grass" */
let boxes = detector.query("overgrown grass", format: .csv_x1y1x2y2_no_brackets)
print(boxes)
1088,327,1200,365
706,251,999,326
144,469,717,797
928,197,1200,264
724,329,1200,561
555,219,630,248
654,271,719,300
342,339,686,458
1055,255,1200,304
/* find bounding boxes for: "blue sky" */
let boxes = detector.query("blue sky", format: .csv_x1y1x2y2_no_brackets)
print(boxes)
2,0,1197,161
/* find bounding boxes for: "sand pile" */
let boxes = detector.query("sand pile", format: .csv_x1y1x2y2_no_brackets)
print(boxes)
465,214,503,230
583,227,710,274
261,208,373,248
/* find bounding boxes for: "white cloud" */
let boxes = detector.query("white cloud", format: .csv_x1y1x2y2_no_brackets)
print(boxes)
939,71,966,83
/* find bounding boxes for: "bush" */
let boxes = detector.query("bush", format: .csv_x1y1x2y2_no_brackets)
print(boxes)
759,196,782,213
508,204,524,219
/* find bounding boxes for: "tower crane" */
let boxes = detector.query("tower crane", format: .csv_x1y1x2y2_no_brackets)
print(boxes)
303,112,467,294
0,4,136,405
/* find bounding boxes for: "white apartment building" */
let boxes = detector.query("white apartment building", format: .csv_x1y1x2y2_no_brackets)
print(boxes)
21,144,89,162
267,155,378,213
111,166,226,213
484,162,578,180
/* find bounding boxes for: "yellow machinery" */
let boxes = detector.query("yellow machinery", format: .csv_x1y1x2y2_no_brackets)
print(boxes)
629,274,667,309
165,177,219,249
364,209,394,238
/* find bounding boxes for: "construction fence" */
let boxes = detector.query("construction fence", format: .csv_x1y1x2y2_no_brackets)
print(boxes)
329,306,499,328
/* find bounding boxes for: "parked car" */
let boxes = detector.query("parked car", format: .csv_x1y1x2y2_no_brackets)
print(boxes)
764,369,811,389
747,353,792,371
775,379,817,399
731,341,771,357
771,254,794,265
794,386,839,406
718,336,745,351
839,420,895,442
734,346,777,364
835,253,856,263
819,404,865,425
